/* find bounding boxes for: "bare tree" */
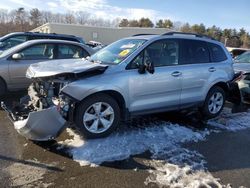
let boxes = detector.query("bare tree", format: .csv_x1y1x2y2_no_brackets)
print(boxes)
41,11,54,24
30,8,42,27
76,11,90,25
65,12,76,24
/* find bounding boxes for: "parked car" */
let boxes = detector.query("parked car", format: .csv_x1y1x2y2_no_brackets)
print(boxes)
0,39,94,95
1,32,235,141
233,51,250,103
234,51,250,65
227,47,250,58
0,32,85,52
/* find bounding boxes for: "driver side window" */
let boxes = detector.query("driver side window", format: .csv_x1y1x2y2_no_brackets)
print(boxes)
129,40,179,69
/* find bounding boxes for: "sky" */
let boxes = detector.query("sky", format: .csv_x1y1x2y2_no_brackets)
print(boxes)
0,0,249,31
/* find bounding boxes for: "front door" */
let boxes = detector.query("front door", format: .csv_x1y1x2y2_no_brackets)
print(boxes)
8,43,56,89
126,39,182,113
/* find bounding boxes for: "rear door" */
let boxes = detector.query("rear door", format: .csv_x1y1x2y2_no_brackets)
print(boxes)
178,39,213,106
8,43,56,88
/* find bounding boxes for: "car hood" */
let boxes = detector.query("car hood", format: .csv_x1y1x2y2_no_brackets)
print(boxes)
26,58,108,78
233,63,250,73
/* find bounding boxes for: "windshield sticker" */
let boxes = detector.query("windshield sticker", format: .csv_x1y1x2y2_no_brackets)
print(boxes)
120,44,136,49
119,49,130,57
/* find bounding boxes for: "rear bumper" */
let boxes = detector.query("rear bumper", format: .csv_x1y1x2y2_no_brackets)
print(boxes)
1,102,66,141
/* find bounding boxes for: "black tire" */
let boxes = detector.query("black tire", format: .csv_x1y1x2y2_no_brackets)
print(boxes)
0,78,7,96
200,86,225,119
75,93,120,139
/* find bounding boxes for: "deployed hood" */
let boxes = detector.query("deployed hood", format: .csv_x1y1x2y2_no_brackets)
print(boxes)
26,58,108,78
233,62,250,73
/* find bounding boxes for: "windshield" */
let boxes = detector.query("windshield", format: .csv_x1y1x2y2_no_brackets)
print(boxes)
0,41,29,58
89,38,146,64
235,51,250,63
0,46,16,58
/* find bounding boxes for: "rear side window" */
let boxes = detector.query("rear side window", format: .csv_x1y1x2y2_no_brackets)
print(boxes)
180,39,210,64
208,43,227,62
57,44,89,59
18,43,55,60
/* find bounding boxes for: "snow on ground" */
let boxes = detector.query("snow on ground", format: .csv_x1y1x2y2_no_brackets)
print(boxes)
58,108,250,187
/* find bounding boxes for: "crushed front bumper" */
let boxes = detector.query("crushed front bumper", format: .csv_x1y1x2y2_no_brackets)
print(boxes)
1,102,66,141
227,72,250,112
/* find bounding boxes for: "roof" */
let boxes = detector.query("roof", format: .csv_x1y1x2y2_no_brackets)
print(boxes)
127,32,222,44
23,39,82,45
0,39,93,58
0,32,83,42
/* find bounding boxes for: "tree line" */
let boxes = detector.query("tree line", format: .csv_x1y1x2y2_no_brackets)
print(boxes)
0,8,249,48
0,8,120,36
119,18,250,48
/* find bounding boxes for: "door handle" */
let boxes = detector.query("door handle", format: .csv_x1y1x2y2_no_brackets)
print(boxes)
171,71,182,77
208,67,216,72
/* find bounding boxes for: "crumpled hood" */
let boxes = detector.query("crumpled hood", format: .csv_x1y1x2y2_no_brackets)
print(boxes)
26,58,108,78
233,63,250,73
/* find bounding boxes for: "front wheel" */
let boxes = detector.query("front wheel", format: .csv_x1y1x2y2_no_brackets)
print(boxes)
201,86,225,119
75,94,120,139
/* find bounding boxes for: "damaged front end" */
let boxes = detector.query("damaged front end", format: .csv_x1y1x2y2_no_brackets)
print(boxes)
1,59,108,141
1,79,73,141
227,71,250,113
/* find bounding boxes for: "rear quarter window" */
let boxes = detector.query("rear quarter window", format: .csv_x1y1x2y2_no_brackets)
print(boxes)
208,43,227,62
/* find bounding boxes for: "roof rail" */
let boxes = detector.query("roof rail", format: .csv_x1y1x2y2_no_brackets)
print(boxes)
162,32,216,40
49,32,76,37
133,34,156,36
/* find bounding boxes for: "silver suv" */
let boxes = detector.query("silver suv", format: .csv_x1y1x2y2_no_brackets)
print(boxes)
2,32,235,141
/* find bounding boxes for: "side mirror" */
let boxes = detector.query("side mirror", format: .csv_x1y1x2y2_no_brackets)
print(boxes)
138,63,146,74
137,60,155,74
145,59,155,74
12,53,22,60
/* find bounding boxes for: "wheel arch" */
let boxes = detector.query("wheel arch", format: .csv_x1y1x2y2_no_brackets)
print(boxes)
75,90,128,120
210,81,229,97
201,81,229,106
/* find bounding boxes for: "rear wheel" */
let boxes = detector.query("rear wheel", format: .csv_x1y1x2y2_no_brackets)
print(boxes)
201,86,225,119
75,94,120,139
0,78,6,96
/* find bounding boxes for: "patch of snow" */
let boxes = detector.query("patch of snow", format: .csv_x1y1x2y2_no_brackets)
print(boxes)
60,108,250,187
208,109,250,131
62,123,209,166
58,128,84,148
145,160,227,188
14,119,27,130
